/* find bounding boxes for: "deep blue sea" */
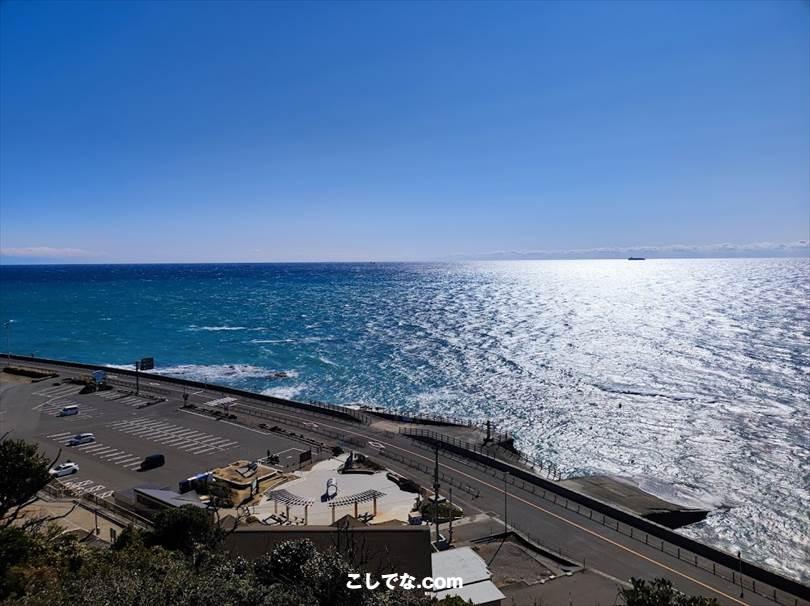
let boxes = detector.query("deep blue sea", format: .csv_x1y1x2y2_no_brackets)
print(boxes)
1,259,808,580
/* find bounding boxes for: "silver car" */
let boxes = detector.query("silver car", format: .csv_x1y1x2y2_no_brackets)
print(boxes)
67,433,95,446
49,462,80,477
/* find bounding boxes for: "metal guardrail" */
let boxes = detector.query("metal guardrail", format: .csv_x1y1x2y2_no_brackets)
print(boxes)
106,377,172,397
78,493,152,529
375,447,481,499
400,427,561,480
39,482,152,530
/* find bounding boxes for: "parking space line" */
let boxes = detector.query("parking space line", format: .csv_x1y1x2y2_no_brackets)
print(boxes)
108,453,133,462
80,444,108,452
127,425,173,436
75,443,104,451
90,446,117,455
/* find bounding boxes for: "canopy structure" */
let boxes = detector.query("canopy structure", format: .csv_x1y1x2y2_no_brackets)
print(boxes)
329,489,386,522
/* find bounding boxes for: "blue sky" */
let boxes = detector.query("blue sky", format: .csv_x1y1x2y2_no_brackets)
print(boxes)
1,0,808,262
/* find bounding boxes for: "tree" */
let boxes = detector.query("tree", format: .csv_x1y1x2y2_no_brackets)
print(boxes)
254,539,317,585
0,436,57,529
619,578,721,606
148,504,223,556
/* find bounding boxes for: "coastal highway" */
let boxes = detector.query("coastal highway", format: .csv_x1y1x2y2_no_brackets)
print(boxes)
1,358,807,606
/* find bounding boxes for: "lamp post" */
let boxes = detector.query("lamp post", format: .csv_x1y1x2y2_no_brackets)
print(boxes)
738,550,744,598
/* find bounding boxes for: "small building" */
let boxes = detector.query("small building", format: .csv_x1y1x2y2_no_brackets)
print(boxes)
209,460,285,506
431,546,505,606
115,486,207,520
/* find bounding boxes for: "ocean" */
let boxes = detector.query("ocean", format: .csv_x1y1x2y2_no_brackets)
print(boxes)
1,258,808,581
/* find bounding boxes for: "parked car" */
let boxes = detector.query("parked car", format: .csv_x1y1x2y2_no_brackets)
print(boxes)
49,462,79,477
59,405,79,416
139,454,165,471
67,433,95,446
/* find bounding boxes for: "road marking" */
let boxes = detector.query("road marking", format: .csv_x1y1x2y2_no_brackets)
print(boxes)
34,385,81,398
47,431,73,438
218,418,273,436
84,445,113,454
108,416,238,452
116,456,141,465
108,453,133,462
74,442,100,450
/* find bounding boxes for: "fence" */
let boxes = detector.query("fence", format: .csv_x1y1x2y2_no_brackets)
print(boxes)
232,402,367,451
106,377,173,397
39,482,152,530
79,492,152,529
400,427,562,480
400,430,809,606
375,446,481,499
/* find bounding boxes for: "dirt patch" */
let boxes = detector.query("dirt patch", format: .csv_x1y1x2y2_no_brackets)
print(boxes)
472,540,553,586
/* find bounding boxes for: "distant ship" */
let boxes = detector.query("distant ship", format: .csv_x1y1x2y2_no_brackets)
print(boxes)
627,257,646,261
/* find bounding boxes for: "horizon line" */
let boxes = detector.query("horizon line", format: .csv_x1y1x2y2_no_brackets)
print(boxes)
2,254,810,267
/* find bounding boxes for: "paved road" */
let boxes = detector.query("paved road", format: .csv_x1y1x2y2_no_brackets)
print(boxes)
1,359,807,606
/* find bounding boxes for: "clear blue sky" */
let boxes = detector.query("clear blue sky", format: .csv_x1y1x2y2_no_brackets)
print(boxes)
1,0,808,262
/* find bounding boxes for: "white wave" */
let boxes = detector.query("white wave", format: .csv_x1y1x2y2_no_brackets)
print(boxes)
248,336,331,344
187,325,252,332
261,384,306,399
103,362,298,384
103,363,136,371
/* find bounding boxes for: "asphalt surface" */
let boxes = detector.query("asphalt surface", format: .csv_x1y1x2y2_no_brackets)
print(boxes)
1,359,807,606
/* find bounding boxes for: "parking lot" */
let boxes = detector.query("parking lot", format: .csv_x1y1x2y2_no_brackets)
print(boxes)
1,379,306,499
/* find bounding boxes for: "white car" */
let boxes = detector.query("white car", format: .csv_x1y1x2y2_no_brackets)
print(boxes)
49,462,80,477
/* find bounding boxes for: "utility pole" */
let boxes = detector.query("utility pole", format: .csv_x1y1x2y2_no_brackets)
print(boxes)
134,360,140,395
433,444,441,546
738,551,744,598
503,472,509,535
448,488,454,546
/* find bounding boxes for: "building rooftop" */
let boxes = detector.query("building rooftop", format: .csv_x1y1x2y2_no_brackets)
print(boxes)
134,487,207,509
434,580,505,605
431,546,492,585
210,460,279,486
